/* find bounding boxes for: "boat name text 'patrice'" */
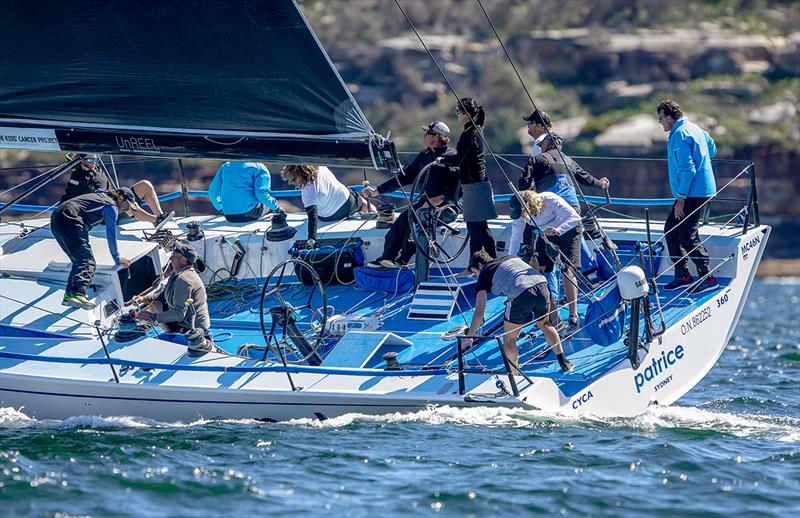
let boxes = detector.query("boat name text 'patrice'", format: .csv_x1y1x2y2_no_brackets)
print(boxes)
634,344,685,394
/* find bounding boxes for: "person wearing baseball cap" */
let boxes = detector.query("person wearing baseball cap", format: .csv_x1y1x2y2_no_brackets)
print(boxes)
51,187,135,310
364,120,459,268
60,153,168,227
134,240,210,333
523,109,553,158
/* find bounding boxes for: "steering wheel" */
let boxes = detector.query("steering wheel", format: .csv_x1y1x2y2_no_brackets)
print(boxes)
258,258,328,364
407,162,468,264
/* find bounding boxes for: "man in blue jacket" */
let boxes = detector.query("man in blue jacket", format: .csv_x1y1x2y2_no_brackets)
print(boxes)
208,162,279,222
657,99,718,294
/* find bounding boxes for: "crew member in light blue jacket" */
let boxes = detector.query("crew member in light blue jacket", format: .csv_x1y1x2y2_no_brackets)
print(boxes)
657,99,718,294
208,162,278,223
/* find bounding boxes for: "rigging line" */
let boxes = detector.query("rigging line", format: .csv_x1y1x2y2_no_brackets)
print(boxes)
476,0,535,108
393,0,595,302
0,168,63,197
475,0,615,266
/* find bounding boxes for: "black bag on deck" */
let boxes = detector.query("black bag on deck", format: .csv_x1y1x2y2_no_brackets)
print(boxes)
288,239,364,286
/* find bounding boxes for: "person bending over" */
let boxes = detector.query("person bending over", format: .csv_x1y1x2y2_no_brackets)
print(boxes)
512,190,582,335
134,241,210,333
209,161,278,223
282,165,372,247
464,251,573,373
364,121,458,268
61,153,166,226
51,187,135,309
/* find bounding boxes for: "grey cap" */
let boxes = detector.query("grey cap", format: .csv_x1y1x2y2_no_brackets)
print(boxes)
173,240,198,264
421,120,451,137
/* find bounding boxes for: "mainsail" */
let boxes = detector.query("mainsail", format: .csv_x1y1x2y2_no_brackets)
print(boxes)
0,0,394,168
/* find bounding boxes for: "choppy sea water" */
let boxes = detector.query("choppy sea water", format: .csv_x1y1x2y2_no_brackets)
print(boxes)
1,278,798,517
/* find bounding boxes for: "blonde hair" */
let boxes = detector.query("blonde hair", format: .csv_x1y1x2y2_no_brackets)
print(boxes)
519,190,543,217
281,164,319,188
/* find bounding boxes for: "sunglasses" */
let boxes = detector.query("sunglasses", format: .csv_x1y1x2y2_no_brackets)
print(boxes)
84,157,98,164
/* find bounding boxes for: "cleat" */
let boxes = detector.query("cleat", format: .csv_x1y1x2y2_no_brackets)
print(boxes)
62,293,96,310
690,276,719,295
664,274,694,291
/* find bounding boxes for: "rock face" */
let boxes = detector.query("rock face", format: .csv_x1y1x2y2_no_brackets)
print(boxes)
750,102,798,125
594,114,667,155
523,27,797,85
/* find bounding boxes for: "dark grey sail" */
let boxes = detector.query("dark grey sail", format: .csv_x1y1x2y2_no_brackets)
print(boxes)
0,0,395,168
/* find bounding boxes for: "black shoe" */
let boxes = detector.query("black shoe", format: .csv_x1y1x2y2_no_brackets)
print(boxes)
154,213,169,227
366,259,384,269
664,274,694,291
558,357,574,372
602,235,618,251
560,316,580,338
690,276,719,295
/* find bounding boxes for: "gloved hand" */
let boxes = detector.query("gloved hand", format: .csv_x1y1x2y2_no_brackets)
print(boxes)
545,240,560,261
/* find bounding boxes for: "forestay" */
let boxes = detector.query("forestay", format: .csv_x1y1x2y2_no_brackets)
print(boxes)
0,0,394,168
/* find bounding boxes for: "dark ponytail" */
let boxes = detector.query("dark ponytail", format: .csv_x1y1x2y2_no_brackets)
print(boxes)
457,97,485,128
108,189,125,203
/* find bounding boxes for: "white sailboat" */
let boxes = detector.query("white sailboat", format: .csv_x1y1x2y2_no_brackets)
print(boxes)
0,0,769,420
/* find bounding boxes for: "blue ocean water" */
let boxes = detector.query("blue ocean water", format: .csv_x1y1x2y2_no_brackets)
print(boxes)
1,278,798,517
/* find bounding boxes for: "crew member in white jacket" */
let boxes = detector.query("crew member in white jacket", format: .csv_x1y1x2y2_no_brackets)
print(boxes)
510,190,582,333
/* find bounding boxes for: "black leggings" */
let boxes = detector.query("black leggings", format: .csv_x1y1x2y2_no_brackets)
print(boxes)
466,221,496,258
50,215,96,296
664,197,710,277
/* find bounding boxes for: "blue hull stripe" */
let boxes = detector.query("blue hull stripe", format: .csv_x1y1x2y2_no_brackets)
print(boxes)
0,386,427,408
0,351,490,377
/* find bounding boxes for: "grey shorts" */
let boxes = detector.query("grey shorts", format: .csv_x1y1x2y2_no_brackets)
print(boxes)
505,282,550,325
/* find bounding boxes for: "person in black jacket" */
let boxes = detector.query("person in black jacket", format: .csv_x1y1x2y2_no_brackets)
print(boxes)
439,98,497,259
365,121,459,268
519,134,611,245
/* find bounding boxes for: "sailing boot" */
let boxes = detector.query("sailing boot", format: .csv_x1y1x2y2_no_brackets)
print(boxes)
557,353,574,372
62,293,97,310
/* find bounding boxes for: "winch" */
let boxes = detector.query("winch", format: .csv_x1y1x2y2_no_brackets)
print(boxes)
113,311,148,342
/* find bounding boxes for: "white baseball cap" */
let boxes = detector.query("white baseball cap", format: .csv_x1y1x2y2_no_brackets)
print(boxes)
421,121,451,137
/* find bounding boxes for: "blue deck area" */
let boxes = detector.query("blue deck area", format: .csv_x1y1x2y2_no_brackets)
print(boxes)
204,274,728,398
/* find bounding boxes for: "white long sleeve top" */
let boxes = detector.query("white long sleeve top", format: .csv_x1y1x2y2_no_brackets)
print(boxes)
508,191,580,255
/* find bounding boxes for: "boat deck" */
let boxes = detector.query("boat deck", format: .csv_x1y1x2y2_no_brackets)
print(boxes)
203,269,729,398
